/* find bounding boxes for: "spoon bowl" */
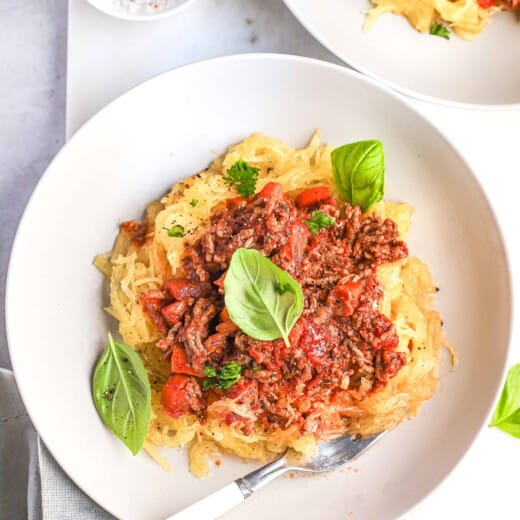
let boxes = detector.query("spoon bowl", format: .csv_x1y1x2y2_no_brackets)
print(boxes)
286,432,384,473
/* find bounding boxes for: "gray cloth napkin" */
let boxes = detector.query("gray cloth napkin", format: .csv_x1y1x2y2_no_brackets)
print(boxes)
0,368,114,520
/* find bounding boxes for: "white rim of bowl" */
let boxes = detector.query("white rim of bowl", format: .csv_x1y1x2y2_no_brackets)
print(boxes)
5,53,514,519
282,0,520,110
85,0,197,22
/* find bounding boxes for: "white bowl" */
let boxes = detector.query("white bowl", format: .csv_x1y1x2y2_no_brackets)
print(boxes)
283,0,520,107
85,0,197,21
6,54,511,519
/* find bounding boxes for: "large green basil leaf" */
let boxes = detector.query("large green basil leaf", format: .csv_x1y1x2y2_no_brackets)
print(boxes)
224,248,303,347
490,363,520,438
331,140,385,212
93,333,151,455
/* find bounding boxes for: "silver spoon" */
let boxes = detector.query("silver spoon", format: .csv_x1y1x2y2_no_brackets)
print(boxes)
168,432,385,520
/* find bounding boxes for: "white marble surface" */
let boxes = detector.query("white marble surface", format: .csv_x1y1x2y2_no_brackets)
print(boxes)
67,0,342,135
0,0,67,369
3,0,520,518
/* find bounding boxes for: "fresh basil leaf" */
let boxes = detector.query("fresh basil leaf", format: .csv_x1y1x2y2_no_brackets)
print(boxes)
490,363,520,438
224,248,303,347
496,411,520,438
304,210,336,236
430,22,450,40
331,140,385,212
191,199,199,207
92,333,151,455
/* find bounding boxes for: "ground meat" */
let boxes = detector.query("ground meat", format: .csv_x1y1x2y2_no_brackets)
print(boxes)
178,298,218,373
120,220,148,246
351,217,408,272
184,183,300,279
141,183,408,432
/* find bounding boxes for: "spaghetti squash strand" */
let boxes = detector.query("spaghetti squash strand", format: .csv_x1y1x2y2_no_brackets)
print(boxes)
96,132,452,476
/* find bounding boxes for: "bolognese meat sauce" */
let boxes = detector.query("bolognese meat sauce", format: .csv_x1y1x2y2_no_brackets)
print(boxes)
137,183,408,434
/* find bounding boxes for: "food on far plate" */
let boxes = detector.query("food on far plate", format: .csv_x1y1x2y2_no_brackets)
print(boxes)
365,0,520,41
92,131,454,476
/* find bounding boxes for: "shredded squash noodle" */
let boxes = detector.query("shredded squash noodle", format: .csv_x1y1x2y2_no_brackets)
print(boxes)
365,0,513,40
95,132,454,476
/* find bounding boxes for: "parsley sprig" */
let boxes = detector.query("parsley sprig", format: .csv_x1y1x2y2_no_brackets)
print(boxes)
304,210,336,236
164,224,184,238
203,362,242,390
223,159,259,197
430,22,450,40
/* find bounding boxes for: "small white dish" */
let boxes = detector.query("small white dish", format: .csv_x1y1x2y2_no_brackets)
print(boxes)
283,0,520,107
6,54,511,519
85,0,197,21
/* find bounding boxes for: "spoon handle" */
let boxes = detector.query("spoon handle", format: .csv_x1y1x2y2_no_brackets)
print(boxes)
166,482,245,520
166,453,288,520
236,452,288,496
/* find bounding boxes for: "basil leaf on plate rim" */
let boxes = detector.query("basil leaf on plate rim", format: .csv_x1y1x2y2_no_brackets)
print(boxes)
490,363,520,438
92,333,151,455
224,248,304,347
430,22,451,40
331,140,385,212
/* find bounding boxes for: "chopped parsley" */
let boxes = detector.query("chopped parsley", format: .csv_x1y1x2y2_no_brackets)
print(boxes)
203,362,242,390
223,158,259,197
190,199,199,207
165,224,185,238
429,22,450,40
304,210,336,236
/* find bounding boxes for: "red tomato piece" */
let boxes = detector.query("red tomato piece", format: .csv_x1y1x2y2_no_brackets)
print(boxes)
298,320,332,368
226,196,245,208
225,378,258,407
161,300,188,326
161,375,197,418
329,280,364,317
258,182,283,199
170,346,203,377
296,186,331,207
163,279,211,300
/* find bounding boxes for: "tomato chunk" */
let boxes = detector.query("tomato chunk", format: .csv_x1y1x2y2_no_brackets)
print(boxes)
226,196,245,208
220,307,230,321
328,280,364,317
258,182,283,199
296,186,331,207
163,279,212,300
226,378,258,407
170,346,203,377
161,301,188,326
161,375,201,418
